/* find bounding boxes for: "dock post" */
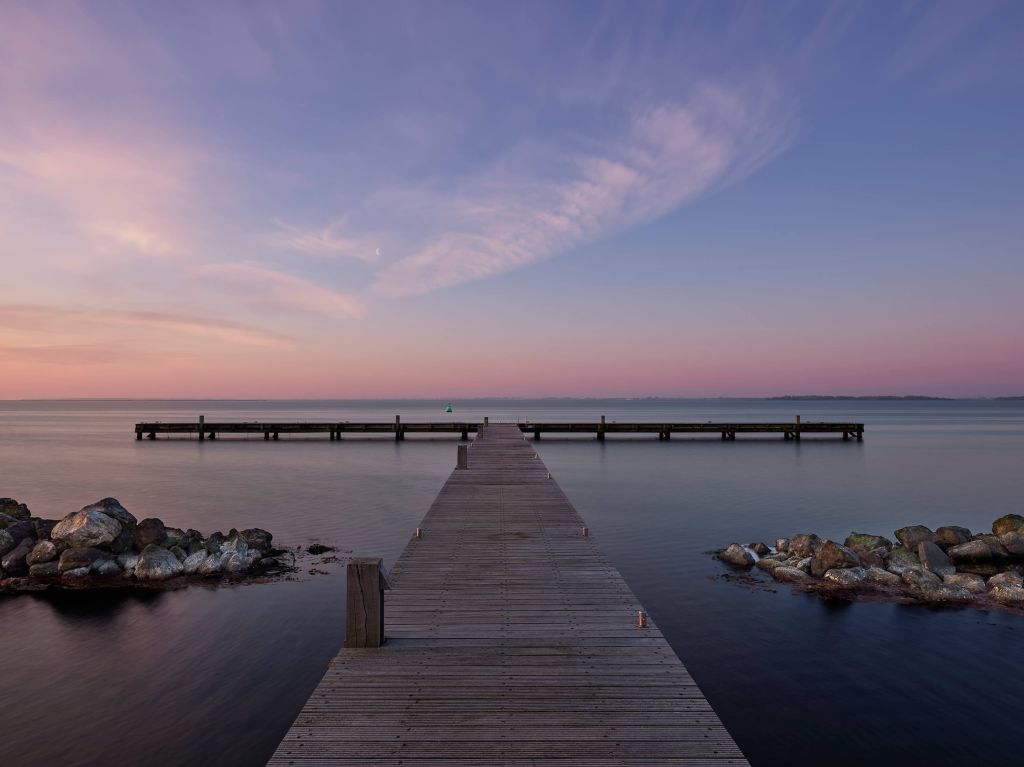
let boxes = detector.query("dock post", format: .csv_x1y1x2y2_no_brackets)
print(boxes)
794,415,801,442
344,557,390,648
395,415,403,441
597,415,605,442
456,444,468,469
136,430,142,441
264,431,270,441
484,416,489,426
534,429,541,441
199,415,205,441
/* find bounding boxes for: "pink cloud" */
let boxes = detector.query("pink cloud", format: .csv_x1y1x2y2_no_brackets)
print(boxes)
193,263,364,319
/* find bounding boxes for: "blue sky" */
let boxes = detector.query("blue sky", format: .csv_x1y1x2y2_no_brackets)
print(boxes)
1,1,1022,397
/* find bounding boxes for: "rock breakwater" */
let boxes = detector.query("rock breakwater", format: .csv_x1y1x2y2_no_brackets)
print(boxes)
1,497,292,594
716,514,1024,612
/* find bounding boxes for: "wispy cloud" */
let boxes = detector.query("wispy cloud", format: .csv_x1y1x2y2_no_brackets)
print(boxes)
0,305,290,348
193,263,364,319
371,83,792,296
268,218,382,263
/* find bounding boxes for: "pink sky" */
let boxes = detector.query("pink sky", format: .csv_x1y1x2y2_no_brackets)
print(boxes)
2,3,1022,398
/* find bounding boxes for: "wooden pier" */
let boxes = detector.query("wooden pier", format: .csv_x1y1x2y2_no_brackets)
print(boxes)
267,423,749,766
135,415,863,442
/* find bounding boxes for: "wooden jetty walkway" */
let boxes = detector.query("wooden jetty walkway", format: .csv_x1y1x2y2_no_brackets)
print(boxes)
268,423,749,766
136,415,863,441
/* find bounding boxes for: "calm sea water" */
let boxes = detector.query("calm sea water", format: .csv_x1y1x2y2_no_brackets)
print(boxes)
1,399,1022,766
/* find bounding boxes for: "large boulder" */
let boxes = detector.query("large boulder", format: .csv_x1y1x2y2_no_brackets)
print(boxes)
134,544,184,581
992,514,1024,536
4,520,36,545
894,525,934,550
789,534,822,558
81,498,136,528
26,540,57,566
999,531,1024,557
58,547,104,573
719,544,755,567
0,529,14,557
51,509,121,549
947,539,1004,576
134,518,167,550
903,568,972,602
887,547,921,574
203,532,226,554
902,567,942,591
934,526,972,549
943,572,987,593
197,552,224,575
989,584,1024,605
775,537,791,554
1,538,34,576
773,566,810,583
238,528,273,555
162,527,186,548
756,557,783,572
865,567,902,587
93,558,122,576
182,529,205,555
987,571,1024,590
29,561,60,578
221,539,260,573
844,533,893,555
0,498,30,520
824,566,867,586
811,541,861,578
749,541,771,557
182,550,209,575
860,547,888,569
116,552,140,573
918,541,955,577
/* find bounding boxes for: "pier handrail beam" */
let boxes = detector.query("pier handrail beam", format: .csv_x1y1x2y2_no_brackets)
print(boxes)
135,415,864,441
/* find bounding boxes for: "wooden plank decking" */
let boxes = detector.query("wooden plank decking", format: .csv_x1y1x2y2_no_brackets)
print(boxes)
268,423,748,766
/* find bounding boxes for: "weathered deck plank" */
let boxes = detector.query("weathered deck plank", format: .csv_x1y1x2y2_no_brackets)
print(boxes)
268,423,748,766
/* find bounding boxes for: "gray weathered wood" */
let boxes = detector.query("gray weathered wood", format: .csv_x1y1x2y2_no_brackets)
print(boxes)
269,423,748,765
345,558,391,648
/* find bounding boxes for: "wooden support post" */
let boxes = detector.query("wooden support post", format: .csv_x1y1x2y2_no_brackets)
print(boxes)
664,430,671,440
721,431,727,441
395,415,403,441
484,416,489,426
843,431,849,441
136,431,142,441
264,431,270,440
534,430,541,441
597,415,605,442
209,432,216,440
199,415,205,441
461,430,468,441
794,415,801,442
856,429,863,442
456,444,468,470
344,557,391,648
148,432,156,440
273,432,279,441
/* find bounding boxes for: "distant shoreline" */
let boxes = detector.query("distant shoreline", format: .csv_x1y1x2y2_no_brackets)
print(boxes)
3,396,1023,403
